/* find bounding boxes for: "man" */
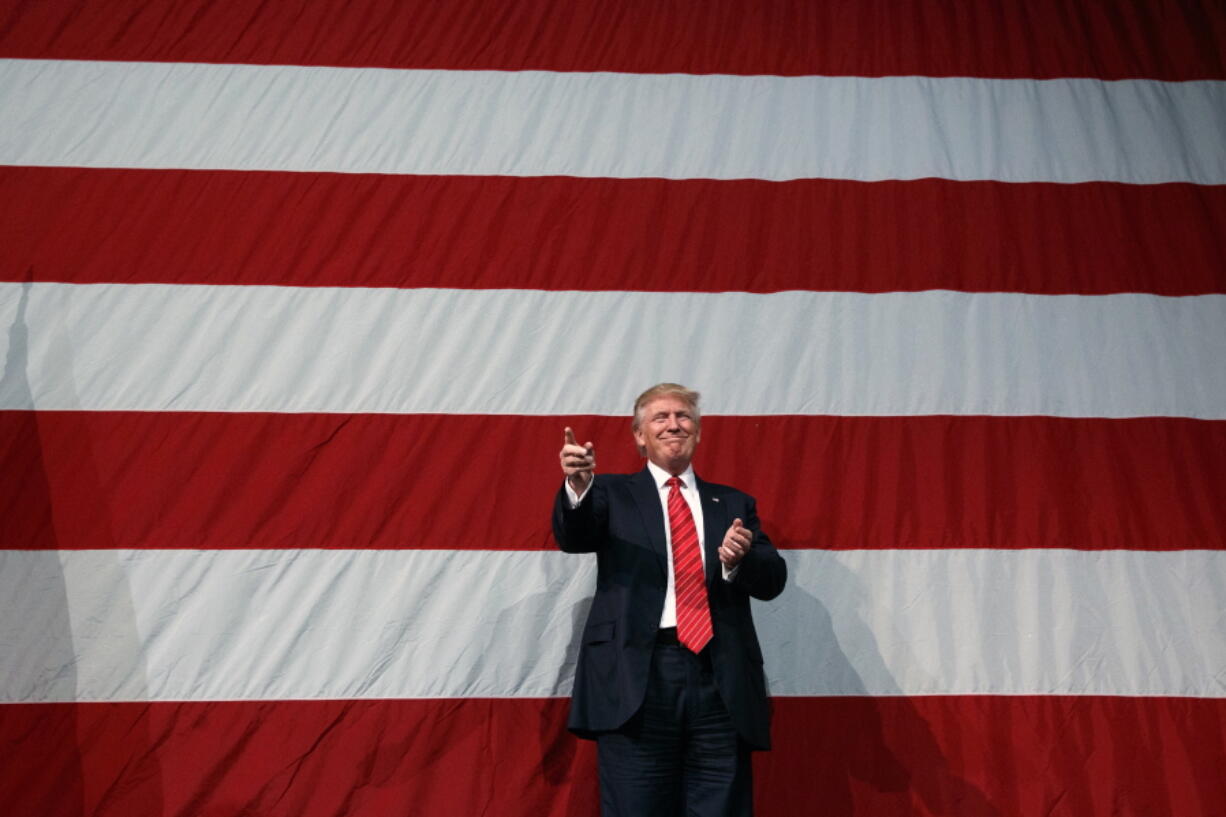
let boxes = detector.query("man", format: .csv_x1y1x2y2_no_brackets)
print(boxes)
554,382,787,816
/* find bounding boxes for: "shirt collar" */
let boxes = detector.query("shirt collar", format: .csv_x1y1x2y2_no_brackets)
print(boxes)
646,459,697,491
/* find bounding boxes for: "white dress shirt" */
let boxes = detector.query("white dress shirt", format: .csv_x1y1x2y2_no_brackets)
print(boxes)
565,460,735,629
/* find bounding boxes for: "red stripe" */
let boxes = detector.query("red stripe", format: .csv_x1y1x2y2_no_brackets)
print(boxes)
0,0,1222,79
0,699,598,817
766,696,1226,816
5,411,1223,551
3,696,1222,816
4,168,1224,296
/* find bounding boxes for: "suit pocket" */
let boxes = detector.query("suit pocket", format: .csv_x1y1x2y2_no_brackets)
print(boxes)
585,621,615,644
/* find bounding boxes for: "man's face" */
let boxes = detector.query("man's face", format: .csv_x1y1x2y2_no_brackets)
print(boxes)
633,396,701,475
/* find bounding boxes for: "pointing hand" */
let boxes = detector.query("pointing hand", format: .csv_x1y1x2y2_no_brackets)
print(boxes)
560,427,595,493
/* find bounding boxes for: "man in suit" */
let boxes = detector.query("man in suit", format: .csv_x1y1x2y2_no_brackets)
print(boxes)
554,382,787,816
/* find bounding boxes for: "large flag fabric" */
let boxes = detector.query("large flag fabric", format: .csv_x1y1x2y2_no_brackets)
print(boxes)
2,1,1226,815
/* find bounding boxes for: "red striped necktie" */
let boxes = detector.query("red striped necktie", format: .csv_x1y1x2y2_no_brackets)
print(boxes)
666,476,713,653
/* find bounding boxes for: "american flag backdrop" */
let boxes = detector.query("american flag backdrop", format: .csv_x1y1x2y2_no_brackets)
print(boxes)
2,1,1226,815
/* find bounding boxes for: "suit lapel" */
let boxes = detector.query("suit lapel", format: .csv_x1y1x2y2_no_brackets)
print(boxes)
628,467,669,575
697,477,725,586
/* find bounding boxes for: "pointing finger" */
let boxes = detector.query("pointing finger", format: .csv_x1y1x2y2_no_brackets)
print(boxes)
564,427,578,446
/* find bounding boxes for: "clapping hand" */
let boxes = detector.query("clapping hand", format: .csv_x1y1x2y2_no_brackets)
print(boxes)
719,518,751,566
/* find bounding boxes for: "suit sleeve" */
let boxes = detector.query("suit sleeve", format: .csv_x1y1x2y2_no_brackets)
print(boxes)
730,494,787,601
552,477,609,553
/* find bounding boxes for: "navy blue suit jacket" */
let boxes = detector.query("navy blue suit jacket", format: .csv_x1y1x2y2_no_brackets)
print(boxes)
553,467,787,749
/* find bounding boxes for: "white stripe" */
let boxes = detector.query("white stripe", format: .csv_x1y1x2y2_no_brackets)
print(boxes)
2,283,1224,418
2,60,1224,183
1,548,1222,702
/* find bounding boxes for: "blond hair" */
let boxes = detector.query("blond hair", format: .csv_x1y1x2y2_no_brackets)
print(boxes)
631,383,702,433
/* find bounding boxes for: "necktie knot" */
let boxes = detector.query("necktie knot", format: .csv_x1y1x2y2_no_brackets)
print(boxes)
667,476,684,491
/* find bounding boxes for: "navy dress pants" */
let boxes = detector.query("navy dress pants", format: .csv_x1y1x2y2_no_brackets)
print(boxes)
596,642,753,817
